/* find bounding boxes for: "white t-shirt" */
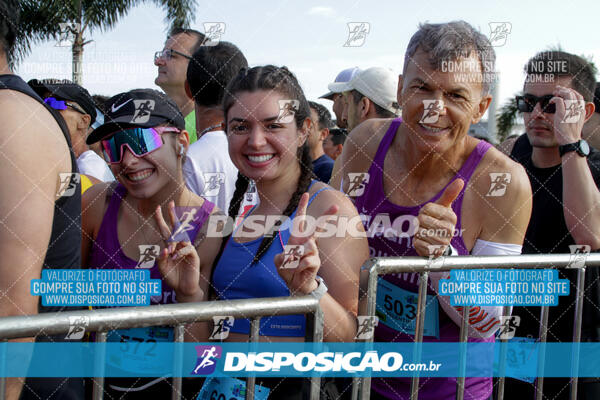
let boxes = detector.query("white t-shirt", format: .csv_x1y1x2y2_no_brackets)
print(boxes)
77,150,115,182
183,130,238,212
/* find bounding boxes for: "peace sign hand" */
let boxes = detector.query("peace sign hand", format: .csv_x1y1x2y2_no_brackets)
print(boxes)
154,201,203,302
274,192,338,295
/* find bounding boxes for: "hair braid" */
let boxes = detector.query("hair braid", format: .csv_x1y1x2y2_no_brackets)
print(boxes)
210,172,250,295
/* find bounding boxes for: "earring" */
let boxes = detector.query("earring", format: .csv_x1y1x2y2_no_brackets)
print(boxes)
178,145,184,156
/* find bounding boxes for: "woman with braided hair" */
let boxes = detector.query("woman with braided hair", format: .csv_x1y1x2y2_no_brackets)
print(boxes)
163,65,368,398
211,65,367,343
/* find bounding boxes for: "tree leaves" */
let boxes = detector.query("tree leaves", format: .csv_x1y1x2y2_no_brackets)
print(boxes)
496,92,521,143
11,0,196,75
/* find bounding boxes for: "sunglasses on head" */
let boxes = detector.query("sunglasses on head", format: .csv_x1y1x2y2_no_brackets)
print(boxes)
516,94,556,114
101,126,180,164
44,97,86,115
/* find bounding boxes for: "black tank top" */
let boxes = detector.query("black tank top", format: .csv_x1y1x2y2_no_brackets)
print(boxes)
0,75,81,314
1,75,84,400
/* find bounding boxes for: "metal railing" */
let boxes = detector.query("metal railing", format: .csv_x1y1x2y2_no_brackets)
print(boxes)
356,254,600,400
2,254,598,400
0,296,324,400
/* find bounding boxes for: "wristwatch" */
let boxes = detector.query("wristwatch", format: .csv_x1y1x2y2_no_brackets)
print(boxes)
309,276,328,300
559,139,590,158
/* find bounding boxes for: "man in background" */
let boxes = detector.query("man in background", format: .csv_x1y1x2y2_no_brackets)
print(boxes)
183,41,246,212
307,101,335,182
501,50,600,400
155,27,205,143
319,67,360,128
322,128,347,161
29,79,113,182
331,66,400,132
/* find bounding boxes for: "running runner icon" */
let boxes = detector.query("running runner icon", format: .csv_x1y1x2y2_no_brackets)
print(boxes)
193,346,219,374
170,208,198,242
355,316,379,340
280,245,304,269
347,173,369,197
136,245,160,268
420,100,444,124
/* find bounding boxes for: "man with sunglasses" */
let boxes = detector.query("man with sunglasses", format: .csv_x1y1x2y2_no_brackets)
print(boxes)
501,50,600,400
28,79,114,183
154,27,206,144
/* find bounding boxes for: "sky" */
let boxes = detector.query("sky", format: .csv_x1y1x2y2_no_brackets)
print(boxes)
14,0,600,125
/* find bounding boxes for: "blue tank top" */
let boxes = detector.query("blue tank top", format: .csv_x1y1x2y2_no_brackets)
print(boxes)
212,182,330,337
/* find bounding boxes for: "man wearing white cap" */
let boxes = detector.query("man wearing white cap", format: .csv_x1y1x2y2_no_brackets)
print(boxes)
319,67,360,128
329,67,400,132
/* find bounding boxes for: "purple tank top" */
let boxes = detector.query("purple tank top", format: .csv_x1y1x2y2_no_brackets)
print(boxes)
89,184,215,305
354,119,493,399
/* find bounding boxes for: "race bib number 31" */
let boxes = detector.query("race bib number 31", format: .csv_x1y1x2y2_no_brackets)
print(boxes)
376,278,440,338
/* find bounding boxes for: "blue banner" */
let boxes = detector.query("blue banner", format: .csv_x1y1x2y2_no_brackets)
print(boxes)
437,269,570,306
30,269,161,307
1,342,598,378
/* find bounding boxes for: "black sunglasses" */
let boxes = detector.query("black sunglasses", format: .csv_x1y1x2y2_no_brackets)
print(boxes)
516,94,556,114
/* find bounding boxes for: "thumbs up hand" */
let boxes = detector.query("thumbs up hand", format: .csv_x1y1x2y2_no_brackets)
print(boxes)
413,179,464,258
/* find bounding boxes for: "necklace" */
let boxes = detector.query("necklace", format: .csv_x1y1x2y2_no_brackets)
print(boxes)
197,122,224,139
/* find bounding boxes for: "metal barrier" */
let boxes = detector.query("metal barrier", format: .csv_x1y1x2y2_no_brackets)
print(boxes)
356,254,600,400
0,296,324,400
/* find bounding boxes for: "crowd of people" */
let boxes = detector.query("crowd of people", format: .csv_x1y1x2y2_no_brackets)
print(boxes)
2,1,600,399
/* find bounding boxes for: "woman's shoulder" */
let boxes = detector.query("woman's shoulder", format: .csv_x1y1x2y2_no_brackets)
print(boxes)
82,181,120,217
185,192,223,216
306,181,358,216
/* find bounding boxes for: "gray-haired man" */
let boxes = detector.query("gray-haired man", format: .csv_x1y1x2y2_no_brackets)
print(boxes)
331,21,532,399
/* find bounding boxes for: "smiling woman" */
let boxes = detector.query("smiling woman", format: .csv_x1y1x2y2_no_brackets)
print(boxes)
80,89,223,398
165,65,370,399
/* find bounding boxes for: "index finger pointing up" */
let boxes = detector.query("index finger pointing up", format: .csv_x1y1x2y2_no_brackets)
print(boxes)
294,192,310,234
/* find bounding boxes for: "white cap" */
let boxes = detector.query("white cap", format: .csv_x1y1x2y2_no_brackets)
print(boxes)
327,67,399,115
319,67,361,100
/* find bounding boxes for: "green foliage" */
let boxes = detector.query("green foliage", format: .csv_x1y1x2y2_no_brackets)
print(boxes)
496,93,520,143
12,0,196,66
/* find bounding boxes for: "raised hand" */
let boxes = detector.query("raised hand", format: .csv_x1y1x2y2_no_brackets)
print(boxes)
414,178,464,257
551,85,587,146
154,201,203,301
274,192,338,295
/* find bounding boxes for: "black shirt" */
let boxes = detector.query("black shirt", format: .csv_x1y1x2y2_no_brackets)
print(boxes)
0,74,83,400
511,134,600,254
506,134,600,399
312,154,334,183
0,75,82,313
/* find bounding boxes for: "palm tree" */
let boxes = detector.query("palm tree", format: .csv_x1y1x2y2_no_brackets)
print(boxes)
496,93,521,143
14,0,196,84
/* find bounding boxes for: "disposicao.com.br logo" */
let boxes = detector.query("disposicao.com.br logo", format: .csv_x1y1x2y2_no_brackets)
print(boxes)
222,351,441,374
